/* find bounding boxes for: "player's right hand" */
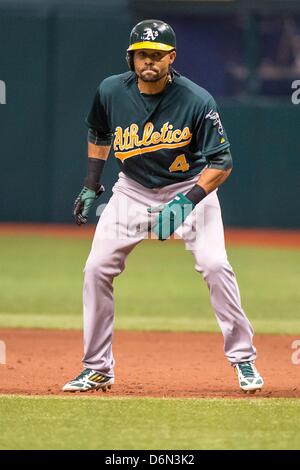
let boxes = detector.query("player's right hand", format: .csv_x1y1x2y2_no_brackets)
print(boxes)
73,185,105,225
147,192,195,240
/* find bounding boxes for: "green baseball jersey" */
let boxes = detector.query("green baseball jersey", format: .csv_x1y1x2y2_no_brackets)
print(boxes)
86,70,230,188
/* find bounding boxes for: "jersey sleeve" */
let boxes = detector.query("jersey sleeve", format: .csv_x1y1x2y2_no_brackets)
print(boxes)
85,88,113,145
194,97,230,158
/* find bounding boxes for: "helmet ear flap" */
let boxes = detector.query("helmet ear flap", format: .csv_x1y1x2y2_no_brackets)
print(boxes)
126,51,134,71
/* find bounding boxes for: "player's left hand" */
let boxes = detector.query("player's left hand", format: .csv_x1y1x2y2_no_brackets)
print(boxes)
73,185,105,226
147,192,195,240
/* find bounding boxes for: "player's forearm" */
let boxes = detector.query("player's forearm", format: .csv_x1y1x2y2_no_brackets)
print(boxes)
84,127,112,190
84,145,110,191
196,167,232,195
88,143,111,160
185,147,232,202
184,166,231,206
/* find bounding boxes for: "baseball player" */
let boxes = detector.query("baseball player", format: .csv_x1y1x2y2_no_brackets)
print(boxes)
63,19,264,394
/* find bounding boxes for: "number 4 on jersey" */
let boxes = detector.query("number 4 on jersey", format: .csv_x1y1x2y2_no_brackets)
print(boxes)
169,154,190,173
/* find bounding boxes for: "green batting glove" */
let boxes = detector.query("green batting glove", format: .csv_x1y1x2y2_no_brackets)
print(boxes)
73,185,104,225
147,192,195,240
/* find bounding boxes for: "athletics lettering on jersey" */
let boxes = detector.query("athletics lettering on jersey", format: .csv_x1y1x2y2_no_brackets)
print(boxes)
113,121,192,161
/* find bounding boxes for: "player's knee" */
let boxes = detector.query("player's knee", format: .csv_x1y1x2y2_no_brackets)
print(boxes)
84,259,106,281
195,256,227,276
84,257,123,282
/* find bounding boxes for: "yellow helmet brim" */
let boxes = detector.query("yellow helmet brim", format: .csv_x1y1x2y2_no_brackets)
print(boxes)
127,41,175,52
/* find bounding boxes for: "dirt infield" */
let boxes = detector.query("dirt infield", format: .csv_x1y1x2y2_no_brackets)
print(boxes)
0,223,300,248
0,328,299,398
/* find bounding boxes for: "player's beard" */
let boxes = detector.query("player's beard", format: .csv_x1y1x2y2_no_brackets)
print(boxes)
138,67,168,83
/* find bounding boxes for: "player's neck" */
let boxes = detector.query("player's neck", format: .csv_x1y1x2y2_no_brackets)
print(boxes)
137,74,171,95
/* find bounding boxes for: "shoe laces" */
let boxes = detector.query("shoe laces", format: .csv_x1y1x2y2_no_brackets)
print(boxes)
238,362,256,378
73,368,93,383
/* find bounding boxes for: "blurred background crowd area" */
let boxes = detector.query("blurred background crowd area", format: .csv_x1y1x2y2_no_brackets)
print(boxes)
137,0,300,98
0,0,299,227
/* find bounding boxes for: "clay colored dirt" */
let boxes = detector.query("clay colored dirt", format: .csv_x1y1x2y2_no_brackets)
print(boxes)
0,328,299,398
0,223,300,248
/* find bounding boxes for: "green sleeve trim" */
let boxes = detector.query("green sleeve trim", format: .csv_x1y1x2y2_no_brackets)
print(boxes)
87,128,113,146
207,147,233,171
202,141,230,158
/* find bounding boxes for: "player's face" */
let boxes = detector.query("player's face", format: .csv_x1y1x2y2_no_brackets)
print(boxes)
133,49,176,82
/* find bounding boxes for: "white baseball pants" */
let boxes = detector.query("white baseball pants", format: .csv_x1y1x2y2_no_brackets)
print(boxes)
82,172,256,376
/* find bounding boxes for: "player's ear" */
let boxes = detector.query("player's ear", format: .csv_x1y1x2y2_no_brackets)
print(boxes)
169,50,176,64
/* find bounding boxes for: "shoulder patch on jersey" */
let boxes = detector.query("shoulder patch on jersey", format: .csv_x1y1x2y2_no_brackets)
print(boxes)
205,109,224,136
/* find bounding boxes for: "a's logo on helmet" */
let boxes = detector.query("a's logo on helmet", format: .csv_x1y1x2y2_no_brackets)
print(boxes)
142,28,159,41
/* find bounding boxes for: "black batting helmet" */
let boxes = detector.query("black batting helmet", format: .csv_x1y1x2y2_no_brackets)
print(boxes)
126,19,176,71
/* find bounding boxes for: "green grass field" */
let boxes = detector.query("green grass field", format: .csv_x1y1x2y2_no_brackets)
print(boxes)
1,234,300,450
0,235,299,333
1,396,300,450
